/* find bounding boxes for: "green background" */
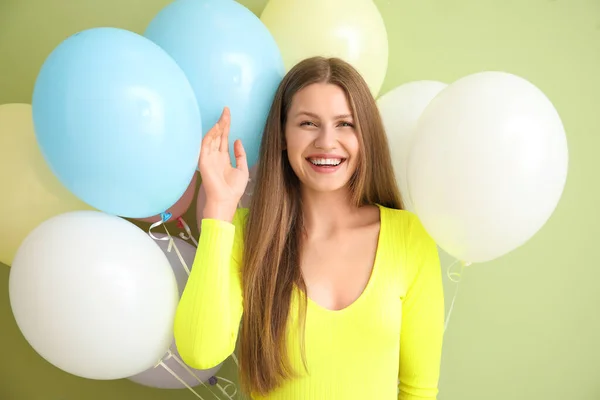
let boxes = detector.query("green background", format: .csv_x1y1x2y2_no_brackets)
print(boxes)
1,0,598,399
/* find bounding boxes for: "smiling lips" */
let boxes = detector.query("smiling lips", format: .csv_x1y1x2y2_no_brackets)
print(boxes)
305,154,346,173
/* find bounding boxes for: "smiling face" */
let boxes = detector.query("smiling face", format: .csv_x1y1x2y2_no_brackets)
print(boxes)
284,83,360,194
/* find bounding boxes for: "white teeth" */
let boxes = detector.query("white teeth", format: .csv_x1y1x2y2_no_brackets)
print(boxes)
309,158,342,166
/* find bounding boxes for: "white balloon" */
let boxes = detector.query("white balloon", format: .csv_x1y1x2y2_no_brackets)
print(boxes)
408,72,568,263
128,234,222,389
377,81,447,212
9,211,179,380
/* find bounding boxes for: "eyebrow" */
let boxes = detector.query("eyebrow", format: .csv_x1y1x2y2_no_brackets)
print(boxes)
295,111,354,120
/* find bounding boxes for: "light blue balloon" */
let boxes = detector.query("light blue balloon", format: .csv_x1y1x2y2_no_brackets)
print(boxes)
32,27,202,218
145,0,284,168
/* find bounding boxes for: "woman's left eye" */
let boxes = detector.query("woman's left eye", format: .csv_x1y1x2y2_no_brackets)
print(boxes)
338,121,354,128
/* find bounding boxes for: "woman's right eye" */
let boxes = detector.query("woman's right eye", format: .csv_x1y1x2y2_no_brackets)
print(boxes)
300,121,316,127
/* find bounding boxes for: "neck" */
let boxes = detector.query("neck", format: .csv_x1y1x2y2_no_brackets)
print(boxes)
300,186,359,236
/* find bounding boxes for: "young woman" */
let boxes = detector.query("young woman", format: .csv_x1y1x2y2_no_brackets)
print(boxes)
174,57,444,400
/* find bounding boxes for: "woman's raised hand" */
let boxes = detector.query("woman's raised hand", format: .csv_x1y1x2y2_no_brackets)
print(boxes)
199,107,249,222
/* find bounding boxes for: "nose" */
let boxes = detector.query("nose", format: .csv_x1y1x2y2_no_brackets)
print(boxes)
314,124,337,150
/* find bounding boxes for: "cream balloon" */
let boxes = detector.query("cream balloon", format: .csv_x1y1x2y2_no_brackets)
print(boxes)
9,211,179,380
377,81,447,212
0,103,94,265
260,0,388,96
407,72,568,263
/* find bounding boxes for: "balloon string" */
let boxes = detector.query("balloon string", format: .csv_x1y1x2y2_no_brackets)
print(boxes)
148,212,171,239
158,361,206,399
217,377,238,398
444,274,461,333
216,382,237,400
217,354,240,398
151,219,240,399
163,224,191,276
230,353,239,368
177,217,199,247
444,259,471,333
169,350,232,400
148,214,191,275
221,384,237,398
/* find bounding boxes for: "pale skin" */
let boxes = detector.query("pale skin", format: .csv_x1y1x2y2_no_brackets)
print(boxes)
200,83,380,311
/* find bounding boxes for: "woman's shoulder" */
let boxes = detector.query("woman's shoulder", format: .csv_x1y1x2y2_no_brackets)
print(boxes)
378,204,418,227
378,204,434,245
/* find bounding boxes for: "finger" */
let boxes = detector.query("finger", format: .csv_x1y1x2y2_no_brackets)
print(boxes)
233,139,248,172
201,133,218,156
208,110,225,140
219,107,231,153
211,136,220,152
201,108,227,156
200,131,213,159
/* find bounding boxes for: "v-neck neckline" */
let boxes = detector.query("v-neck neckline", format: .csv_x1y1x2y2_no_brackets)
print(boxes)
298,204,385,315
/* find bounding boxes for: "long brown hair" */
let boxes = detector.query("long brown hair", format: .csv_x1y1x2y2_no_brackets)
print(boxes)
240,56,403,396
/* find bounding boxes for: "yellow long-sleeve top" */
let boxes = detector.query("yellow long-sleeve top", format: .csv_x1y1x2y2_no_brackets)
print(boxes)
175,204,444,399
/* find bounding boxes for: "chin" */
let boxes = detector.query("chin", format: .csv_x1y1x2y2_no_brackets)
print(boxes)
301,179,351,194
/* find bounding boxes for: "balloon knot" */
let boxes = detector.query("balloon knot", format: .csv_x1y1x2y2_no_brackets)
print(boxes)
208,376,218,386
160,212,172,223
